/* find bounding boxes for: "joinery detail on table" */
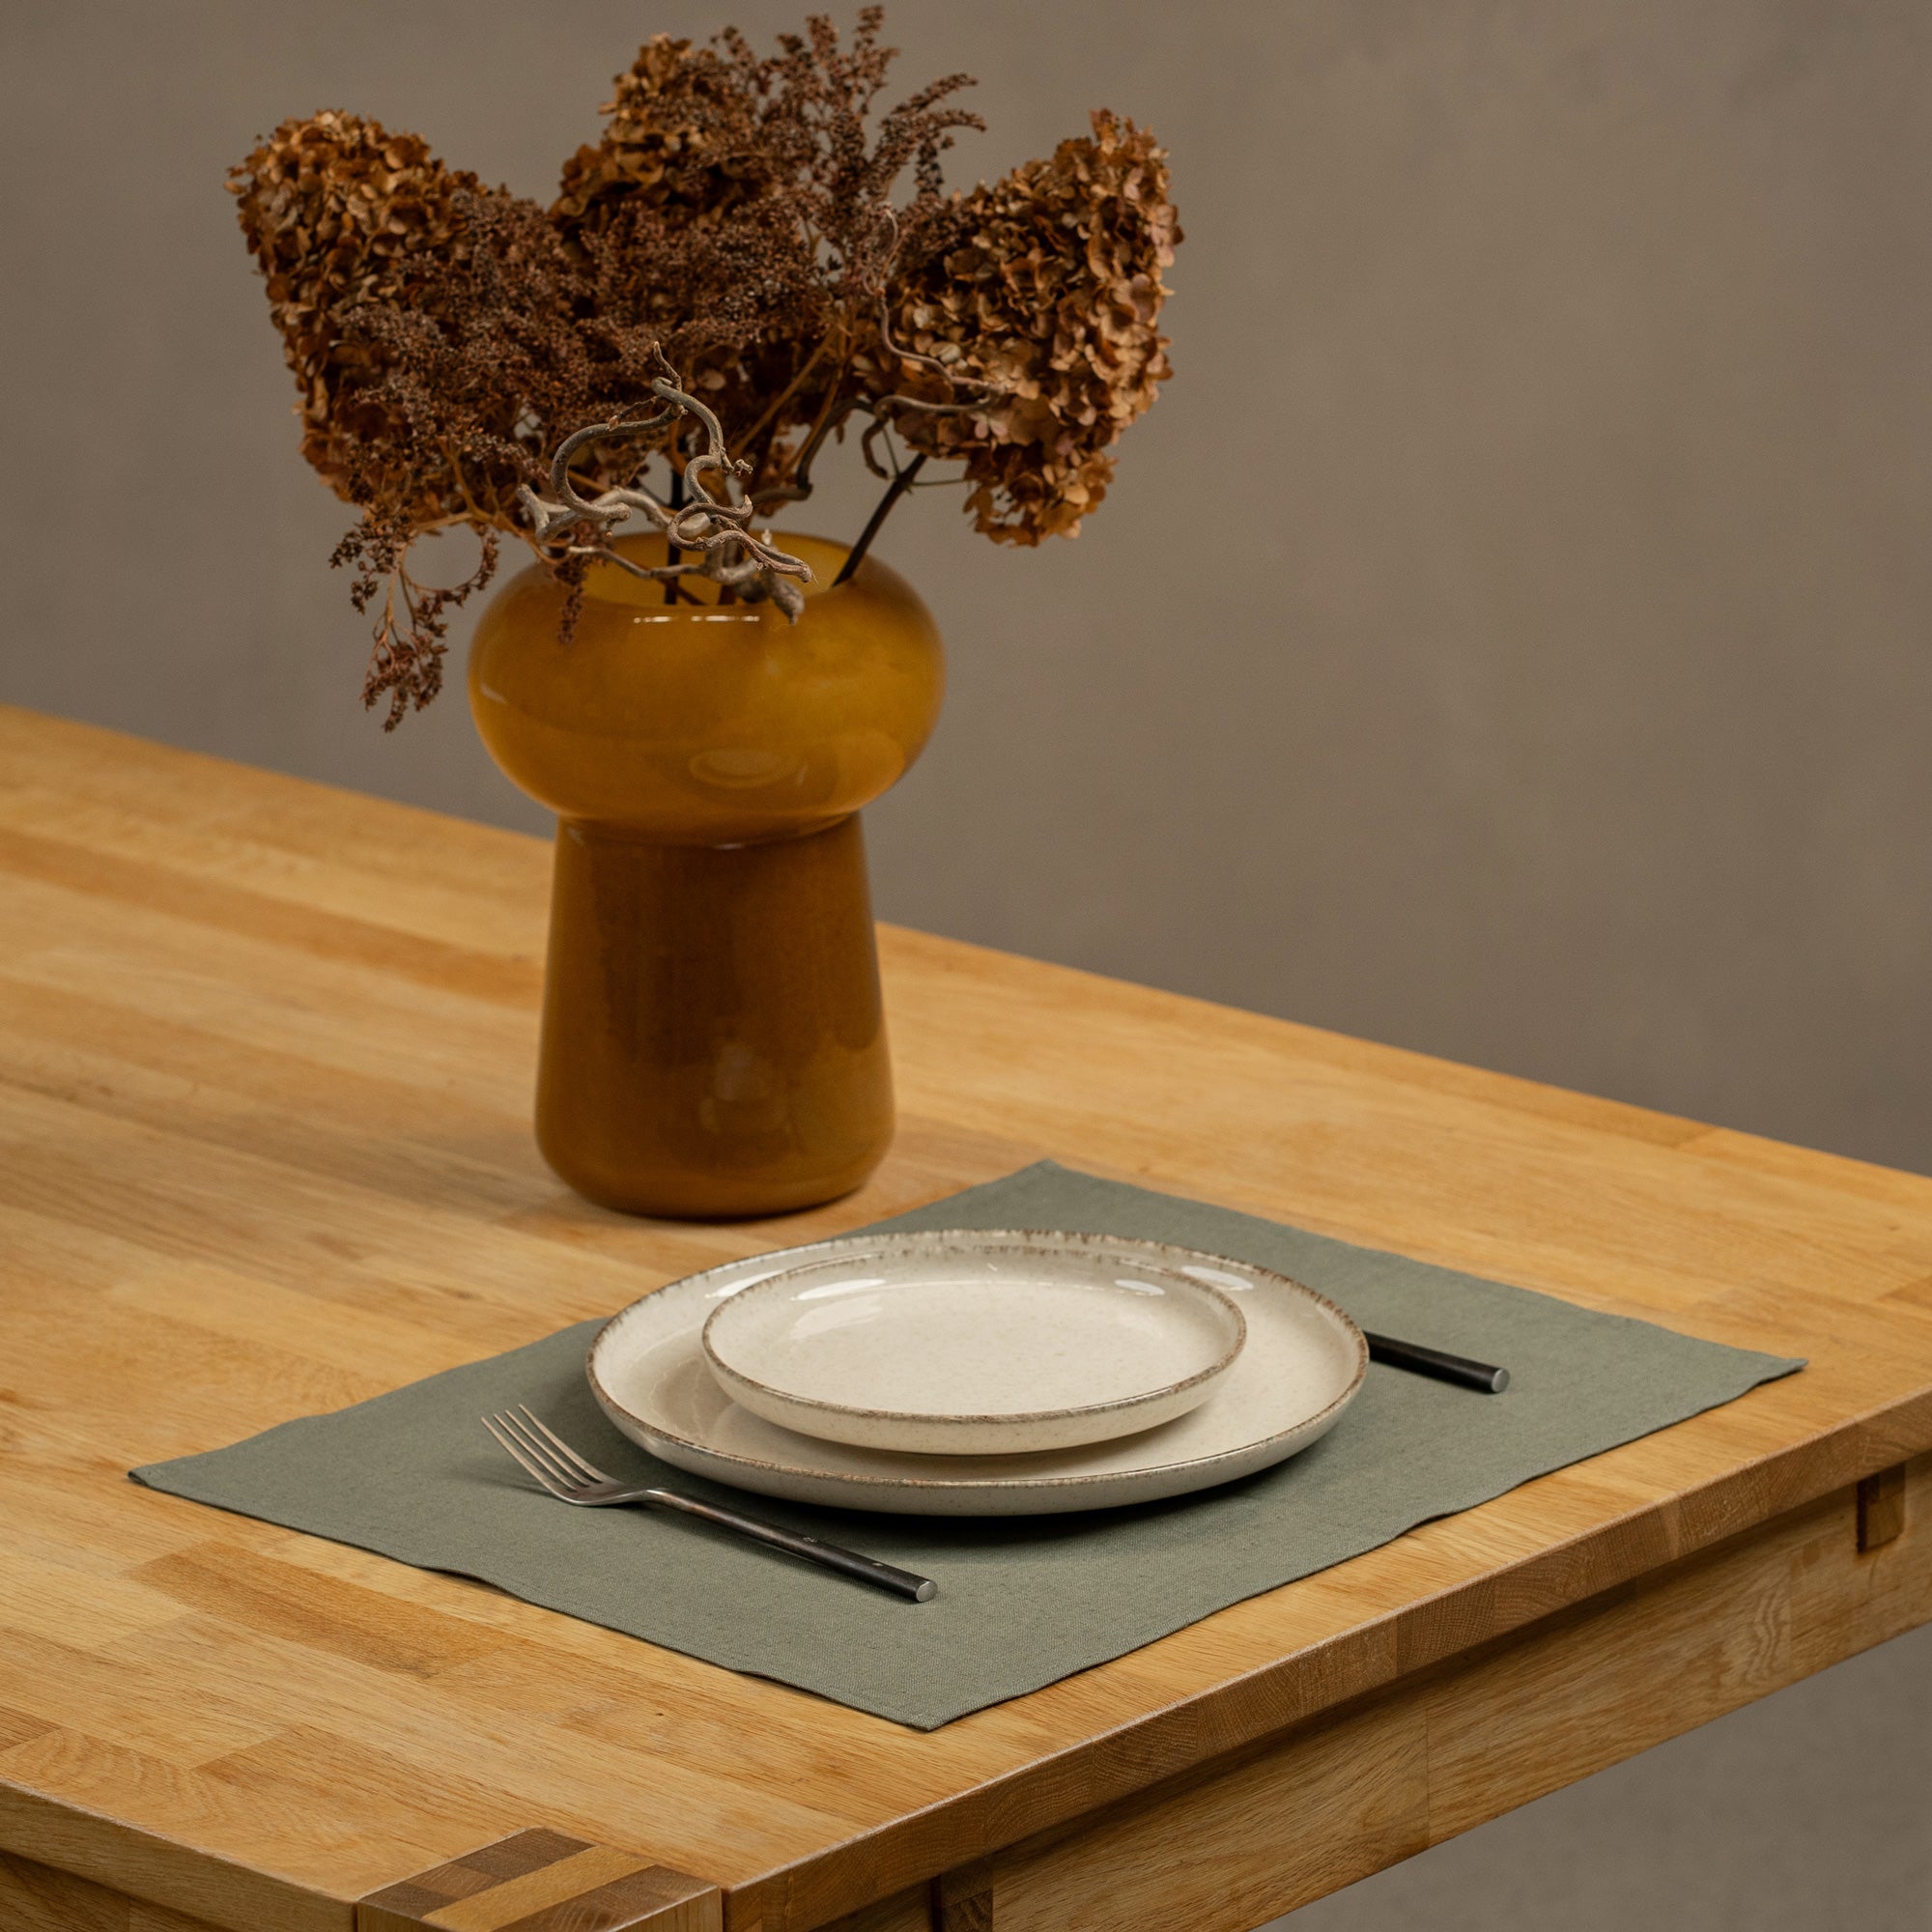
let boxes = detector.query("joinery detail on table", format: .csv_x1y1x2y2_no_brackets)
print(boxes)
1858,1464,1908,1551
358,1829,720,1932
4,705,1932,1932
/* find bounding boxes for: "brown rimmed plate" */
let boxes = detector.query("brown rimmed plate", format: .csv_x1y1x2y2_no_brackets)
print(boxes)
587,1231,1366,1517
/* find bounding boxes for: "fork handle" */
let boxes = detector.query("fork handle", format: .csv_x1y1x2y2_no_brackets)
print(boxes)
1362,1330,1510,1394
641,1489,937,1603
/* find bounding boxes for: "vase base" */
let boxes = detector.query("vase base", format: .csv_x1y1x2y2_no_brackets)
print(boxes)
537,1141,888,1222
533,814,895,1222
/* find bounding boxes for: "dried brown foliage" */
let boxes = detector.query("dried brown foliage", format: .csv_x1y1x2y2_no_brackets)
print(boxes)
233,111,490,526
549,14,983,502
230,11,1178,723
878,112,1179,544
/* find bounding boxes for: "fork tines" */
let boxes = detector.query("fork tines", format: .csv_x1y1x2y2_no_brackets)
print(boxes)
483,1405,612,1497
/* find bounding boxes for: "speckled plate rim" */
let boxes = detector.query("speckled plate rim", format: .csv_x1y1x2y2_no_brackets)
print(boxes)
585,1230,1369,1515
697,1239,1248,1450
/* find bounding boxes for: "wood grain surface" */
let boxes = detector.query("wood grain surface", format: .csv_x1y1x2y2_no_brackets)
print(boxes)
4,704,1932,1932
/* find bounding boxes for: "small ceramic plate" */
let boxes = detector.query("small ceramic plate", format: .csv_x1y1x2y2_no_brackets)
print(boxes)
587,1230,1367,1516
698,1236,1247,1456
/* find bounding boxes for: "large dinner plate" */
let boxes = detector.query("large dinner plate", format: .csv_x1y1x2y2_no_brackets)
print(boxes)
587,1230,1367,1516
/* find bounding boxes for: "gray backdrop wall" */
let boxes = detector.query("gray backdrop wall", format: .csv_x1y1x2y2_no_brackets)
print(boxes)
3,3,1929,1927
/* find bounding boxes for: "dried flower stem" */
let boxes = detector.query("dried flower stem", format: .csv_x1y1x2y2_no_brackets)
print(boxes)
835,452,926,586
664,431,685,602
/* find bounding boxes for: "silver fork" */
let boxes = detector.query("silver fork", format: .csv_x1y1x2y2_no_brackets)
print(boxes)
481,1406,936,1604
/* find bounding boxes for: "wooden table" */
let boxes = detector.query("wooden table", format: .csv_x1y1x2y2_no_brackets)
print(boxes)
4,702,1931,1932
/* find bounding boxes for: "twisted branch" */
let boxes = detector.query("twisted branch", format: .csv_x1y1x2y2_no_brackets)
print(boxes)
518,374,814,619
868,294,1008,417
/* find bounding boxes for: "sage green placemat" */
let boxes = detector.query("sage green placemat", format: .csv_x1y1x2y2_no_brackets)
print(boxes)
131,1161,1801,1729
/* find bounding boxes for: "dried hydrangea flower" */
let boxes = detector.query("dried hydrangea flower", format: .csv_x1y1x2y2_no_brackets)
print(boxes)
878,111,1179,545
229,111,492,521
553,34,767,234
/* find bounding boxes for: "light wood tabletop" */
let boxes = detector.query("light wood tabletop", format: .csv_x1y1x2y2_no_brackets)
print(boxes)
3,701,1931,1932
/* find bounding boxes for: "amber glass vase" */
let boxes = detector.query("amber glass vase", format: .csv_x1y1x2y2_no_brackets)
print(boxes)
469,532,944,1218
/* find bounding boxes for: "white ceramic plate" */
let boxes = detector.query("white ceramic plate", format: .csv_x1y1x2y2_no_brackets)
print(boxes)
698,1236,1247,1456
587,1231,1367,1516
